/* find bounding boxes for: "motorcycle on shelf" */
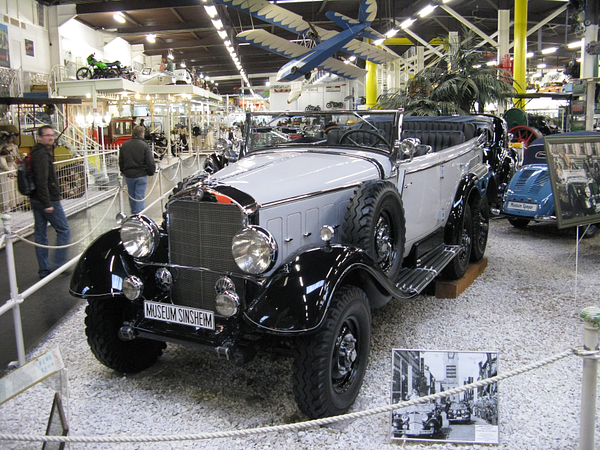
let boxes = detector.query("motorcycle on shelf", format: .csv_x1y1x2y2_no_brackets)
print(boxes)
76,54,128,80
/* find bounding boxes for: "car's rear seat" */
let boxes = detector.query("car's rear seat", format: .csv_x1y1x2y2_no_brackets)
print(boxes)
402,118,478,140
401,129,466,152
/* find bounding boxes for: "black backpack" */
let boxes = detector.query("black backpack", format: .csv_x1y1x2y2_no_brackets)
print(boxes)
17,154,35,195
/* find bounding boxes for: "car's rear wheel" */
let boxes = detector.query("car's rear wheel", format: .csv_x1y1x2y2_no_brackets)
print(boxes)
442,202,473,280
508,217,529,228
85,298,166,373
343,181,405,280
292,286,371,418
471,196,489,262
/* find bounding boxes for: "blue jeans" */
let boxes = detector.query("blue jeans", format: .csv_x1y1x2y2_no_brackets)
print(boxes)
125,176,148,215
31,199,71,278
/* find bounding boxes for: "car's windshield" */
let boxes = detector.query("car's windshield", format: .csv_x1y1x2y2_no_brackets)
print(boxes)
244,110,399,154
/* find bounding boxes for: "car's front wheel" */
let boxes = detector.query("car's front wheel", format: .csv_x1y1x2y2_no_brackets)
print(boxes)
343,181,405,280
292,286,371,418
442,202,473,280
85,298,166,373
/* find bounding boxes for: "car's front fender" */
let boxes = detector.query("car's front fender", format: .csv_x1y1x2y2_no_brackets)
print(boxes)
69,229,138,298
244,245,390,334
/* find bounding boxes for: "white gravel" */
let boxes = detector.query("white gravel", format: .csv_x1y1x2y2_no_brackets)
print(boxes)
1,218,600,449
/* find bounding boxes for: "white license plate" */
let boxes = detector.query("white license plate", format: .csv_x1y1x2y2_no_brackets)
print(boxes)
144,301,214,330
507,201,537,212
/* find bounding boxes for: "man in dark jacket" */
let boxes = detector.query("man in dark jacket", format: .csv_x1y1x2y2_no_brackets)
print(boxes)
30,125,71,278
119,125,155,215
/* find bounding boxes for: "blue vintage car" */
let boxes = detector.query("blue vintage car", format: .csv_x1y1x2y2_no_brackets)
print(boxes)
503,131,599,230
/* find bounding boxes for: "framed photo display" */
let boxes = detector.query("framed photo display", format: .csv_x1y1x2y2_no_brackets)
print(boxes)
544,134,600,229
390,349,499,444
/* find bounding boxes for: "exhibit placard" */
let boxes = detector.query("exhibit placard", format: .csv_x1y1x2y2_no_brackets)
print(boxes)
390,349,499,444
0,348,65,405
544,134,600,229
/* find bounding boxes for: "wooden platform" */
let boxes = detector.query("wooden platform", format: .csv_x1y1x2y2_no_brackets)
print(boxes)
435,257,488,299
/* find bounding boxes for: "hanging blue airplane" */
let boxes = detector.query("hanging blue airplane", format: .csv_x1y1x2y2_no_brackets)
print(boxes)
211,0,398,82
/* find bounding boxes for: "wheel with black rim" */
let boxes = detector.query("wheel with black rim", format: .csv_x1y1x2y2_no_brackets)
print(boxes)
343,181,405,280
470,196,489,262
76,67,92,80
508,217,529,228
442,202,473,280
292,286,371,418
85,298,166,373
108,68,119,78
339,129,390,149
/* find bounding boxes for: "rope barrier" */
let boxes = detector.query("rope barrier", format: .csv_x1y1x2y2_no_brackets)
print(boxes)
124,170,162,203
0,347,576,444
181,153,201,168
159,160,182,182
13,191,120,250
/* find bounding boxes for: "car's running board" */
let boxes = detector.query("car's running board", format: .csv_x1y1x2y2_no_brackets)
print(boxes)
395,245,461,296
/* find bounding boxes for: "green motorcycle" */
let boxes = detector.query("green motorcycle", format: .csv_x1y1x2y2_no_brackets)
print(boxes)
76,54,123,80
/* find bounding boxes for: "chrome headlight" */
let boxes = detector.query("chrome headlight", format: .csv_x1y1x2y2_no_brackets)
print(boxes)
120,215,160,259
231,226,277,275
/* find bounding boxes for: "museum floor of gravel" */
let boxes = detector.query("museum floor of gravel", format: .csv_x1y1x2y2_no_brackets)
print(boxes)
1,218,599,450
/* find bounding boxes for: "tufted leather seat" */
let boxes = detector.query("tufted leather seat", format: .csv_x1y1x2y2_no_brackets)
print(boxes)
401,130,466,152
402,117,478,140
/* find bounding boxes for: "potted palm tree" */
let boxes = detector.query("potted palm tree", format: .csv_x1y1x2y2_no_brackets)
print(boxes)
376,30,516,115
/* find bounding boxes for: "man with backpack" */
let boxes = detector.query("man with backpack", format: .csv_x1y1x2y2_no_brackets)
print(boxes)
30,125,70,278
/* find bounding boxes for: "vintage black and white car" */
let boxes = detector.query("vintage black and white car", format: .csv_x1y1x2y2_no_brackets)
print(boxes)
71,110,504,419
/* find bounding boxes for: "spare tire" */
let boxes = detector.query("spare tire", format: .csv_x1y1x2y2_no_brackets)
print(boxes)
342,181,405,280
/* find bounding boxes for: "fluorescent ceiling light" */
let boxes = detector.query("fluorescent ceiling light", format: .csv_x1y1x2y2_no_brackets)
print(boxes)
204,5,218,18
373,38,384,45
400,18,416,29
113,12,126,23
526,52,534,58
541,47,557,54
486,60,497,66
385,28,398,38
211,19,224,29
218,30,228,39
146,34,156,43
537,63,547,68
568,40,583,49
224,40,231,47
418,5,437,17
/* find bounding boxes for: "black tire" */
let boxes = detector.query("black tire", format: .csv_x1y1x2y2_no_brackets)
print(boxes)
108,68,119,78
343,181,405,280
290,66,298,75
326,102,333,108
292,286,371,418
85,298,166,373
470,196,489,262
442,203,473,280
508,217,529,228
76,67,92,80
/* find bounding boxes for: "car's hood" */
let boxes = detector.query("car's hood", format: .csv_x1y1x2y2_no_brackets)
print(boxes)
507,164,552,199
211,150,388,205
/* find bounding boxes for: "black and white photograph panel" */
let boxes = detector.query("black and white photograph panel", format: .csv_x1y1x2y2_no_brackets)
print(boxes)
390,349,499,445
545,134,600,229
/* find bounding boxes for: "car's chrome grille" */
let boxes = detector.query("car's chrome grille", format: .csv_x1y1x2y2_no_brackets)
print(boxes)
167,199,244,311
513,169,535,192
529,171,549,195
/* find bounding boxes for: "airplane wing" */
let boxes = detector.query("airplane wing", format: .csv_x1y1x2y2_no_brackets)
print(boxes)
213,0,397,64
237,29,309,59
238,30,367,80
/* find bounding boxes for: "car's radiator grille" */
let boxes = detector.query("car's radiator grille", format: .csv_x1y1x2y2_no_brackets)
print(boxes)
513,169,535,192
529,171,549,195
168,200,244,310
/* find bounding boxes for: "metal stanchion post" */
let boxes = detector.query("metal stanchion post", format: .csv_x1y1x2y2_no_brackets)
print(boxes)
158,168,164,211
578,306,600,450
118,174,125,216
1,214,26,367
